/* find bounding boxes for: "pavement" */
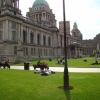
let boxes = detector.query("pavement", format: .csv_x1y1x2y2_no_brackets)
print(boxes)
9,66,100,73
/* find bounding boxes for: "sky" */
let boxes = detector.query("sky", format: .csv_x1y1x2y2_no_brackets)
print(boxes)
19,0,100,40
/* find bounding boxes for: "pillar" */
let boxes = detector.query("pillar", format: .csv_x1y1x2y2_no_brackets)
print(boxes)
50,35,52,46
46,34,48,46
8,21,11,40
41,32,43,45
3,21,5,40
18,23,21,39
21,24,23,41
5,20,8,40
34,30,37,45
15,0,17,8
26,27,29,43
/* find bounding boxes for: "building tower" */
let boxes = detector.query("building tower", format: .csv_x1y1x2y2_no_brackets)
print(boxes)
26,0,57,27
0,0,21,15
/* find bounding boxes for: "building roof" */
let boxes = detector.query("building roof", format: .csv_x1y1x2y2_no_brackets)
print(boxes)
32,0,49,7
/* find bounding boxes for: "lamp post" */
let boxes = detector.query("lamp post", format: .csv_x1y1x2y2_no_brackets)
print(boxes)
63,0,69,89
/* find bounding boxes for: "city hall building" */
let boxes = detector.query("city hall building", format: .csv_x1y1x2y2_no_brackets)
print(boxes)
0,0,83,61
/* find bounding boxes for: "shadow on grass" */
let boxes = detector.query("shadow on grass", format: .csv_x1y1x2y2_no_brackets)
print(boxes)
58,86,74,100
64,90,71,100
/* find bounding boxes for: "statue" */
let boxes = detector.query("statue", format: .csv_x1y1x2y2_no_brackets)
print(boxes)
16,38,24,62
18,38,22,49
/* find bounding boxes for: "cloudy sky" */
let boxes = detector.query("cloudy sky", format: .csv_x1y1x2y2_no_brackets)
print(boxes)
19,0,100,40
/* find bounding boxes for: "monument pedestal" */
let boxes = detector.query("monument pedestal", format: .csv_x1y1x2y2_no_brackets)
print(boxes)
15,49,24,63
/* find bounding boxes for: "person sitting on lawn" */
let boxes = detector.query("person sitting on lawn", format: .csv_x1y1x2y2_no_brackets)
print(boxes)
41,62,46,66
37,60,41,66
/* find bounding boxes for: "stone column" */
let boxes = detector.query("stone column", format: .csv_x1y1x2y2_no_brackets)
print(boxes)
3,21,5,40
75,47,77,58
21,24,23,41
46,34,48,46
5,20,8,40
8,21,11,40
0,0,1,7
41,32,43,45
28,28,31,43
50,35,52,46
38,14,39,22
26,27,29,43
34,30,37,45
58,35,60,46
62,36,64,48
11,0,13,7
15,0,17,8
18,23,21,39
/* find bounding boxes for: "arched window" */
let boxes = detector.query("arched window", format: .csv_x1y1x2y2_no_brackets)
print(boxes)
37,34,40,44
30,32,34,43
48,37,51,46
12,31,16,41
43,35,46,45
23,30,27,42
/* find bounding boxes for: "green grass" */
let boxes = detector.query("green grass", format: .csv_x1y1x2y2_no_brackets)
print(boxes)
0,69,100,100
10,57,100,68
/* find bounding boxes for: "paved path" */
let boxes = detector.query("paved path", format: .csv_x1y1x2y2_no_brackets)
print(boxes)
9,66,100,72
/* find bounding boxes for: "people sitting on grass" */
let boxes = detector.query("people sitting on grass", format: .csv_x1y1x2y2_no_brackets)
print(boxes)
57,59,65,64
91,57,99,65
37,60,41,66
0,59,10,69
83,59,87,62
49,58,52,61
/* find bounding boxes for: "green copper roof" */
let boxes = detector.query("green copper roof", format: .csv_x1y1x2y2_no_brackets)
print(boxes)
80,32,83,38
32,0,49,7
74,22,77,27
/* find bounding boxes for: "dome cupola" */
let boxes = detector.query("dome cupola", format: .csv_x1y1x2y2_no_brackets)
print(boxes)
32,0,49,7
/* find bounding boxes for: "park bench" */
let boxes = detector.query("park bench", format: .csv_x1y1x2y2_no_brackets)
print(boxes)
33,63,49,71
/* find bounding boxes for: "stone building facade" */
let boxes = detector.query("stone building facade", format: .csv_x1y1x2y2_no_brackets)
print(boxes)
82,33,100,56
0,0,83,61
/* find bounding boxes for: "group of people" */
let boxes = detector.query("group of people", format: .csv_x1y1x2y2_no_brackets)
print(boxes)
57,57,65,65
0,58,10,69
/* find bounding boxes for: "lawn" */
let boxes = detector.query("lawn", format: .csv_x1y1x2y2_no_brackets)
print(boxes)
0,69,100,100
10,57,100,68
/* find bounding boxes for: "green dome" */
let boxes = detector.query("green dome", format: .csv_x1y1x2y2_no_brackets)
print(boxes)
74,22,77,27
32,0,49,7
79,32,83,39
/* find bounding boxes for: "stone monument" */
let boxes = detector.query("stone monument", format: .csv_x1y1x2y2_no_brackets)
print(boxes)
15,38,24,62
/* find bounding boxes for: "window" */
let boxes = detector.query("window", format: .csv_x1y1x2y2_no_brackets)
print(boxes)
12,31,16,41
23,30,27,42
48,37,51,46
12,22,16,29
30,32,34,43
43,35,46,45
37,34,40,44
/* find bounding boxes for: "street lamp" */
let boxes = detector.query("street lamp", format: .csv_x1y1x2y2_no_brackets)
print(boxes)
63,0,69,89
